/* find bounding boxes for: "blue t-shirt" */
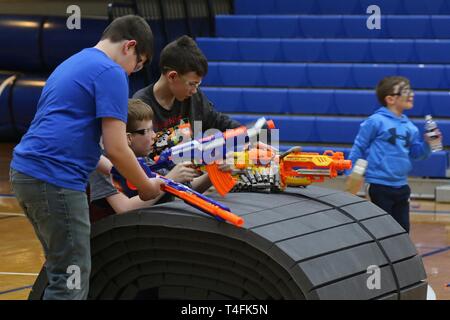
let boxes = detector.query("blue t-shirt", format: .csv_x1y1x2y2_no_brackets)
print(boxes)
11,47,129,191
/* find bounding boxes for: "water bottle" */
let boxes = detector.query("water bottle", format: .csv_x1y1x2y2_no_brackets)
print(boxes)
424,115,442,152
345,159,368,195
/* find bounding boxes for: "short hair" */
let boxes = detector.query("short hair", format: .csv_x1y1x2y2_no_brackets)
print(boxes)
127,99,154,132
376,76,411,106
101,15,153,64
159,35,208,77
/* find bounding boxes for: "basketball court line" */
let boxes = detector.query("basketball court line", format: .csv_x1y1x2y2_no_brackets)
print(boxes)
0,285,33,296
0,272,39,276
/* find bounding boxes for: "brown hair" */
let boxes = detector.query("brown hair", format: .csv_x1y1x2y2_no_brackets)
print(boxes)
159,35,208,77
127,99,154,132
101,15,153,64
376,76,411,106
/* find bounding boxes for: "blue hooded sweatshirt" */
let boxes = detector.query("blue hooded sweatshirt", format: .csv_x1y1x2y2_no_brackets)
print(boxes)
347,107,431,187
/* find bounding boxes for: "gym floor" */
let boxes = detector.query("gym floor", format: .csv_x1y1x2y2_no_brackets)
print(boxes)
0,142,448,300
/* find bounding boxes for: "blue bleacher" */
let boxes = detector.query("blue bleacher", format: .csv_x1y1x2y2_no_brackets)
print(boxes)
234,0,450,15
215,15,450,39
203,62,450,90
198,38,450,64
203,87,450,118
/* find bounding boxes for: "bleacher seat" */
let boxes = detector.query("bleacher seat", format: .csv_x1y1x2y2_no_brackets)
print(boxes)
240,88,289,114
199,38,450,64
215,15,450,39
234,0,450,15
204,62,450,90
203,87,450,118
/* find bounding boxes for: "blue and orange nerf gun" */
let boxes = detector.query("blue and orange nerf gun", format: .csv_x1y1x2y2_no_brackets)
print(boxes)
150,117,276,195
110,158,244,227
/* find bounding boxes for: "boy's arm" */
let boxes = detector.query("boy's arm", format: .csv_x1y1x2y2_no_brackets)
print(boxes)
191,173,213,194
96,155,113,175
346,118,378,174
102,118,163,200
409,128,432,160
106,192,165,214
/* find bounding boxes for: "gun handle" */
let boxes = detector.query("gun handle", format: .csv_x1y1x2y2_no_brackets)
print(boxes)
205,163,237,197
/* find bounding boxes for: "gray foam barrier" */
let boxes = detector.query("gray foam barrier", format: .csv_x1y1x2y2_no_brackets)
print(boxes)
28,186,427,300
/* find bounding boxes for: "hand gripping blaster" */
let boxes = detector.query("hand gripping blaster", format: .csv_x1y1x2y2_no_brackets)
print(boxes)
111,158,244,227
151,117,276,195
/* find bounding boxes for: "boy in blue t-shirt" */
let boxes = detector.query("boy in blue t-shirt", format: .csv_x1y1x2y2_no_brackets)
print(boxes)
10,15,163,299
347,76,442,233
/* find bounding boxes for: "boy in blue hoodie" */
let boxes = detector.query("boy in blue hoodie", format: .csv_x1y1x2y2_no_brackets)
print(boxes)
347,76,441,233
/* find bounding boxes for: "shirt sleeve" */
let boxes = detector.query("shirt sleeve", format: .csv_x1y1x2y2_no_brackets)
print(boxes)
94,66,129,122
409,126,431,160
346,117,379,175
88,171,119,202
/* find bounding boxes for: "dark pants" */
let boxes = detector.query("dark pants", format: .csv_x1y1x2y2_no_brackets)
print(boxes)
10,168,91,300
368,183,411,233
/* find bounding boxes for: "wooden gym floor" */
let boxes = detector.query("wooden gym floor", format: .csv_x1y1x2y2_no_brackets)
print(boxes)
0,143,448,300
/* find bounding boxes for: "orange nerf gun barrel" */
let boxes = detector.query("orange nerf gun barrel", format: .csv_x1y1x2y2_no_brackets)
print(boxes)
161,183,244,227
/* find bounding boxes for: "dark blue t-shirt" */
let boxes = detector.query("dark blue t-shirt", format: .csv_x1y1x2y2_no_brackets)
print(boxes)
11,47,129,191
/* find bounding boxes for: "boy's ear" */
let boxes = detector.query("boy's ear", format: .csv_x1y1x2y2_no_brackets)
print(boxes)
385,95,394,106
123,40,137,55
166,70,178,81
126,133,132,146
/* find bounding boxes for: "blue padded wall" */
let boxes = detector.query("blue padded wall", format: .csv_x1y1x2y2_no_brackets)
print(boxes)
42,17,108,70
0,72,17,140
0,15,44,72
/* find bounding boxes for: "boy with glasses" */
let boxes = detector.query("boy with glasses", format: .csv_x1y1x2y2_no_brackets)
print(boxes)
133,35,241,195
346,76,442,233
10,15,163,300
133,35,241,157
89,99,211,220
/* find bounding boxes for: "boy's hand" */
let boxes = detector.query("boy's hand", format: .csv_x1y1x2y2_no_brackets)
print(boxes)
216,151,235,172
166,162,200,183
424,128,443,144
138,178,164,201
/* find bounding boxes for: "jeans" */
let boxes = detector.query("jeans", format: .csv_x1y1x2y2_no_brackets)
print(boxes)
368,183,411,233
10,168,91,300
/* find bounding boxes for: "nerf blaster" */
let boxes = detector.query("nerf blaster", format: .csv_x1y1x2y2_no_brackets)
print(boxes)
111,158,244,227
206,146,352,196
151,117,275,171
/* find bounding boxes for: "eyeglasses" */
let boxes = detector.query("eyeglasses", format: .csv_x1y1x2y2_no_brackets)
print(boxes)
391,83,414,97
392,88,414,97
179,74,201,89
132,45,147,73
133,52,144,73
128,127,153,135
